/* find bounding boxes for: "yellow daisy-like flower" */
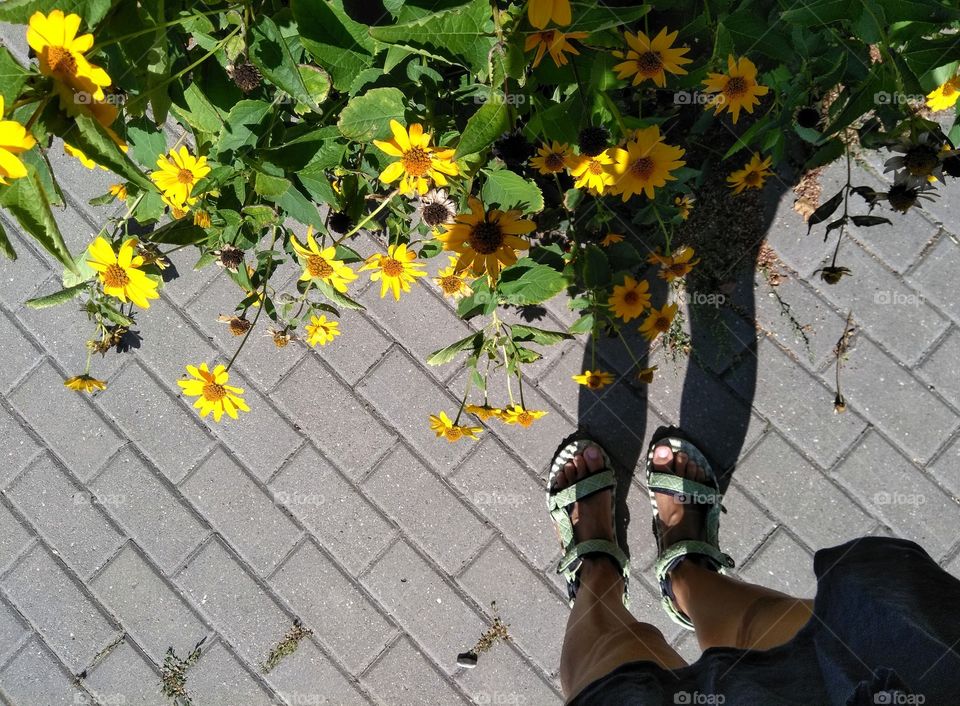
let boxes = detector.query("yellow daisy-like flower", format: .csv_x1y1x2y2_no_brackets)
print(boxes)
568,149,617,193
434,256,473,299
609,126,686,201
150,146,210,208
926,76,960,112
639,302,678,341
108,183,127,201
657,246,700,282
178,363,250,422
359,243,427,300
373,120,459,196
64,374,107,393
525,30,588,68
702,55,769,124
500,404,547,427
530,141,570,175
728,153,774,194
193,210,211,228
600,233,624,247
612,28,692,88
429,411,482,442
572,369,615,390
436,196,535,281
675,194,694,220
304,314,341,347
608,275,651,322
0,96,37,185
86,237,160,309
637,365,658,384
465,404,503,422
292,227,357,292
646,248,671,267
161,194,189,219
527,0,571,28
27,10,111,100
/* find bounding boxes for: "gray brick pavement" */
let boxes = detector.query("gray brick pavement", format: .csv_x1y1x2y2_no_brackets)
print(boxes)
0,126,958,706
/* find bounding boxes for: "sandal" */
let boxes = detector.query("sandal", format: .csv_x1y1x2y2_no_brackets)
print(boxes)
646,427,735,629
547,431,630,608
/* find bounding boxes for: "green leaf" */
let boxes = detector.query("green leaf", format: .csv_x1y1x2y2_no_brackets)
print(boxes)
126,117,168,170
481,169,544,214
722,8,794,62
0,168,78,274
297,166,340,207
0,47,28,108
0,0,111,25
242,205,278,228
216,100,272,154
337,87,407,142
313,279,365,310
293,0,377,92
455,99,509,159
419,239,443,258
254,171,291,197
583,245,610,288
569,313,595,335
26,282,89,309
101,301,134,327
0,218,15,261
268,181,325,229
427,332,483,366
498,258,567,305
571,3,649,31
171,84,225,134
249,16,320,111
603,241,643,272
824,70,885,135
368,0,494,73
296,65,332,111
509,324,572,346
781,0,854,25
146,218,209,245
62,114,155,191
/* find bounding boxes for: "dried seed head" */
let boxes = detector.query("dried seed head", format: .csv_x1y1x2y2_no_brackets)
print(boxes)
217,245,244,272
230,60,262,93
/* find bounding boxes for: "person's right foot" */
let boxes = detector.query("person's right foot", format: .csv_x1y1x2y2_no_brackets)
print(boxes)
650,444,710,549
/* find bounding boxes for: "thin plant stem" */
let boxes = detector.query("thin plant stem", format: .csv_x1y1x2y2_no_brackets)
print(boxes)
331,189,400,247
225,226,278,371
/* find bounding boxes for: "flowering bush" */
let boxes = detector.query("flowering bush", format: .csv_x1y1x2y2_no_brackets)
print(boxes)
1,0,958,437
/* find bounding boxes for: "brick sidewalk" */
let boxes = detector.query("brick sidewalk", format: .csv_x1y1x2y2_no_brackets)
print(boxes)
1,93,959,706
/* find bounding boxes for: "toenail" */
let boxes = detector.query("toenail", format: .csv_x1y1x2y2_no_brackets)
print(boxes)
585,445,601,461
655,446,670,459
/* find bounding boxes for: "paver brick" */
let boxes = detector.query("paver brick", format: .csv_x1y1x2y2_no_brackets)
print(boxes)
0,309,40,393
311,308,392,386
459,539,568,675
268,444,395,575
0,598,30,665
265,636,370,705
450,437,558,568
0,500,33,572
185,640,276,706
917,327,960,409
929,433,960,497
273,355,396,479
725,338,866,469
364,445,491,574
97,361,213,483
83,640,166,706
91,544,208,664
3,544,117,673
0,403,40,488
488,380,574,472
739,528,817,597
455,639,562,706
270,541,396,674
736,431,874,549
0,637,83,706
362,636,468,706
356,348,474,473
0,224,51,308
6,453,124,577
180,448,301,575
907,234,960,325
579,380,668,474
537,343,594,417
176,538,291,666
90,446,206,573
8,360,124,481
837,334,958,464
161,248,220,307
625,577,685,646
362,539,487,677
131,294,219,383
832,431,959,561
45,145,118,222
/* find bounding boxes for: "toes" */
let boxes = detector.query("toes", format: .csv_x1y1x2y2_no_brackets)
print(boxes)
554,461,574,490
571,453,588,481
674,451,689,478
583,444,605,472
652,444,673,471
691,463,706,482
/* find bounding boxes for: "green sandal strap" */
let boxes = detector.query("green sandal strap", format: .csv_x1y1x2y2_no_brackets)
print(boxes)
548,469,616,511
559,539,629,577
646,472,722,504
654,540,734,629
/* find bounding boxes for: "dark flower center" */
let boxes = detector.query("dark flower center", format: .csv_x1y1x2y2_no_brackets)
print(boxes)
637,51,663,74
725,76,748,97
422,202,452,226
469,221,505,254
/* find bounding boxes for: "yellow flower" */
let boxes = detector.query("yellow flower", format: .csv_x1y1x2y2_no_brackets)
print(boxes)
728,153,773,194
607,275,651,322
178,363,250,422
429,411,482,442
161,194,189,219
269,329,293,347
359,243,427,300
108,183,127,201
436,196,535,281
612,28,692,88
702,55,769,124
657,246,700,282
304,314,341,347
675,194,694,219
86,237,159,308
63,142,105,170
27,10,111,100
373,120,459,196
150,146,210,208
600,233,624,247
926,75,960,112
527,0,571,28
500,404,547,427
64,374,106,393
530,141,570,175
292,227,357,292
525,30,588,68
608,126,686,201
0,96,36,185
572,369,615,390
646,248,671,267
639,303,678,341
568,149,617,193
434,256,473,299
465,404,502,421
637,365,658,384
193,210,211,228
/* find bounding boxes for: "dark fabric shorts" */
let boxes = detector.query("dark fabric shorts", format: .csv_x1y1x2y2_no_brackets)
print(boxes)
571,537,960,706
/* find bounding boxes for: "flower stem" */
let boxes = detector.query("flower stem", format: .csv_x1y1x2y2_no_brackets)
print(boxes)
225,226,278,372
331,188,400,247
